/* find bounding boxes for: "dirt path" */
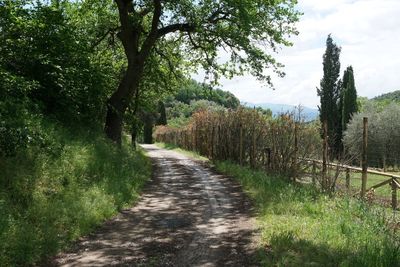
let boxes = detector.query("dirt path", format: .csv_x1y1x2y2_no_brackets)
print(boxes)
53,144,259,266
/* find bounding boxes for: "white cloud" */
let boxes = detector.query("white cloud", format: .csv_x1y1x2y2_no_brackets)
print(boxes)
194,0,400,108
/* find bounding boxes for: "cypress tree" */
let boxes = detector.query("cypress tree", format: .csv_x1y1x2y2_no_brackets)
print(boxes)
341,66,358,131
143,112,154,144
317,34,342,157
156,101,167,126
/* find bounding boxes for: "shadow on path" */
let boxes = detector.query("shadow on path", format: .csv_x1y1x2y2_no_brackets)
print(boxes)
52,144,259,267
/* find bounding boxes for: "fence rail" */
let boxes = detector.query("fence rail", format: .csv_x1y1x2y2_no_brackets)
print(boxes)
303,158,399,209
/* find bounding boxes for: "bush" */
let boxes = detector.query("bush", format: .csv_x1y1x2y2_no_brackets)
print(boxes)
344,102,400,168
0,122,151,266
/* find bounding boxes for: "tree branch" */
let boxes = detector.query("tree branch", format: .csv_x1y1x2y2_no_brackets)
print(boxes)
114,0,131,32
157,23,196,38
139,0,162,58
154,47,180,80
91,27,120,50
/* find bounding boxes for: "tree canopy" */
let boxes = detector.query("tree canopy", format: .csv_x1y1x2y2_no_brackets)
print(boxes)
0,0,301,147
102,0,301,144
344,102,400,169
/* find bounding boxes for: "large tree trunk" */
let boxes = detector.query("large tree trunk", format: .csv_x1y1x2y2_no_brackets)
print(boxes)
104,63,143,145
105,102,124,145
105,0,162,145
131,127,137,148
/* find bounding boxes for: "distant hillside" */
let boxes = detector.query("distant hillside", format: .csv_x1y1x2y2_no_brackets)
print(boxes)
164,80,241,127
372,90,400,102
245,102,319,121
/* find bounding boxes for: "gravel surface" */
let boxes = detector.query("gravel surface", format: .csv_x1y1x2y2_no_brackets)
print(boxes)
52,144,259,267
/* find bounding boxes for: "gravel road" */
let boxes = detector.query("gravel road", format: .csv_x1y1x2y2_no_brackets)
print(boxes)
53,144,259,267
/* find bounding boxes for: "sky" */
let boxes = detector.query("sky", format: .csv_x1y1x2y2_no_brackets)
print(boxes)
194,0,400,109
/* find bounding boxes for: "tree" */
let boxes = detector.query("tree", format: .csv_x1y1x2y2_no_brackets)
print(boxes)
172,79,240,109
317,34,341,157
0,0,119,127
341,66,358,131
104,0,300,144
156,101,167,125
142,111,156,144
343,102,400,169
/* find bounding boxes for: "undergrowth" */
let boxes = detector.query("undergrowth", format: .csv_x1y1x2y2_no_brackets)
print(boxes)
0,121,151,266
215,162,400,267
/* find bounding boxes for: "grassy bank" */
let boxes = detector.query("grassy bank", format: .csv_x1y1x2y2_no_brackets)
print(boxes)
0,123,151,266
216,162,399,267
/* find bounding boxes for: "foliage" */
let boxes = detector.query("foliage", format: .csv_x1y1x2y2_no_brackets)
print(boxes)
317,36,359,158
0,2,151,265
356,96,369,112
215,161,400,267
103,0,301,143
357,89,399,114
317,34,342,156
166,99,227,126
156,101,167,126
154,108,320,176
373,90,400,103
344,102,400,169
341,66,358,132
0,1,118,126
168,79,240,109
0,120,151,266
163,79,241,128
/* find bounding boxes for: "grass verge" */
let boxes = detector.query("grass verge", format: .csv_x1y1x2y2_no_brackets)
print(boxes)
0,124,151,266
215,161,399,267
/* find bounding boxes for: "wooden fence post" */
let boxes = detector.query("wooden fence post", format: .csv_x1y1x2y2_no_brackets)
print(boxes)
193,125,197,151
293,122,298,182
322,120,328,191
361,117,368,198
312,160,316,186
217,124,220,159
252,126,256,168
346,168,350,194
251,113,256,168
266,148,271,170
392,177,398,210
239,123,243,165
210,125,215,159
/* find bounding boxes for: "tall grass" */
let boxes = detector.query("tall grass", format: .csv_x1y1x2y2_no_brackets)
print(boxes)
215,161,400,267
0,122,151,266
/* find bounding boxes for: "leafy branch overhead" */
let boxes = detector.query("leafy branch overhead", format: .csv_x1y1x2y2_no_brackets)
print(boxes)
112,0,300,83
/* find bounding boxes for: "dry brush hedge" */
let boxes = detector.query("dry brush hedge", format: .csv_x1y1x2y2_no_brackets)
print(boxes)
154,108,320,176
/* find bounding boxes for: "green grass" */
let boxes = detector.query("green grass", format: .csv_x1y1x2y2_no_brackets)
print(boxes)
0,124,151,266
331,170,397,198
215,161,400,267
306,164,397,198
154,143,400,266
349,172,393,196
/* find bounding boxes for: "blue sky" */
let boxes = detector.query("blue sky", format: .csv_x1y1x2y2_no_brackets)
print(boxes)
195,0,400,109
